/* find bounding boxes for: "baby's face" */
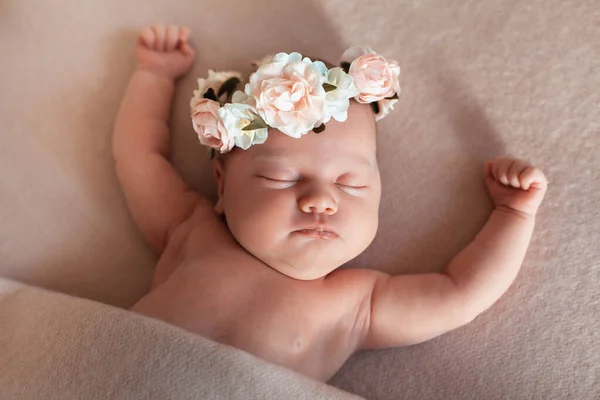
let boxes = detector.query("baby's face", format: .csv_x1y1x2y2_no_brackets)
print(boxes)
214,102,381,280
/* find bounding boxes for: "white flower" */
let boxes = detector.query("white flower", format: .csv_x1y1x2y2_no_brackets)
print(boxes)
340,46,375,63
245,52,326,138
375,98,399,121
192,70,242,105
320,67,359,123
251,54,275,69
218,101,268,150
231,90,257,107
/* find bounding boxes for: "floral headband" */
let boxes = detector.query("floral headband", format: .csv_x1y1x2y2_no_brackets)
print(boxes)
190,46,401,155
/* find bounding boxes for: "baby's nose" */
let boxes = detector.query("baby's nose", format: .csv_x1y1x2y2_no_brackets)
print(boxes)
298,190,338,215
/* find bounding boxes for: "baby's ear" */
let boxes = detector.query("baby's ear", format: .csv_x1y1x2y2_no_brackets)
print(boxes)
213,157,226,215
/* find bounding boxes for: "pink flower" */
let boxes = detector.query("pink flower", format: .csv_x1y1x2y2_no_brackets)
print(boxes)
342,47,400,104
245,52,326,138
190,97,233,153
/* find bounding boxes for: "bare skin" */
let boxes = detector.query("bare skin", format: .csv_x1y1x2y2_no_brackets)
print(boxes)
114,24,548,381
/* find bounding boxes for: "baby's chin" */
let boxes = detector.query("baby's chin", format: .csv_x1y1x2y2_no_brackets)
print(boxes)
230,228,373,280
256,247,356,280
266,259,340,281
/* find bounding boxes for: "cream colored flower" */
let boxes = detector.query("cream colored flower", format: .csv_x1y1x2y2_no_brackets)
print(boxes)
251,54,275,69
245,52,326,138
321,67,359,123
192,70,242,104
375,98,399,121
218,100,268,150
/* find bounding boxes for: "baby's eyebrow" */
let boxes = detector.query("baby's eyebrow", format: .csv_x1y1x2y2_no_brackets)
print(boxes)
252,151,376,170
252,153,289,163
349,156,377,169
334,152,377,170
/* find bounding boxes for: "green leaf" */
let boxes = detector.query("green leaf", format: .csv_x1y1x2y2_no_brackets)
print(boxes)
242,117,269,131
203,88,218,101
322,83,337,92
209,148,216,160
312,124,326,134
340,61,351,73
370,101,380,115
387,92,399,100
217,77,241,98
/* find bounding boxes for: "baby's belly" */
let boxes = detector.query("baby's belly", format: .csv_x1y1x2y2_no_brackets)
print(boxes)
130,262,357,381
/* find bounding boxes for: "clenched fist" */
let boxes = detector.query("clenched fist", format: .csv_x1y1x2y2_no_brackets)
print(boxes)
485,156,548,217
135,24,196,80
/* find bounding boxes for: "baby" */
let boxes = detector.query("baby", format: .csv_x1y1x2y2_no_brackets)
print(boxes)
114,24,548,381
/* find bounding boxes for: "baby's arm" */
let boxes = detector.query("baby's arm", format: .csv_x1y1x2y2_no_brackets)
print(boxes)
113,24,208,254
360,156,548,349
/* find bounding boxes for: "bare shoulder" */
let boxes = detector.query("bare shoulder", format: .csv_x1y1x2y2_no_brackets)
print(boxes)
323,267,389,312
150,198,231,288
325,267,472,350
325,267,388,290
171,197,234,250
323,267,391,343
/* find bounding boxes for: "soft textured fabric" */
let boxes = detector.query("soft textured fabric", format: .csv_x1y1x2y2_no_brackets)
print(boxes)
0,0,598,399
0,278,362,400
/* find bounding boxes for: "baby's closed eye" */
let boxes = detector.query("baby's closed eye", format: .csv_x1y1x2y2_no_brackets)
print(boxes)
255,172,369,194
336,183,367,195
335,176,369,195
256,174,298,189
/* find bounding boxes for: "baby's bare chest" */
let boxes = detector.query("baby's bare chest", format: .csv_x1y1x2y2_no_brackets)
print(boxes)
131,249,367,380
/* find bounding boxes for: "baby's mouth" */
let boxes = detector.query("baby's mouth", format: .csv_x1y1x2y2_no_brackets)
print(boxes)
293,228,338,240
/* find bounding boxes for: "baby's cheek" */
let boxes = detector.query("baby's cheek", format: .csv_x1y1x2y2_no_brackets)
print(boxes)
230,194,289,243
347,205,379,245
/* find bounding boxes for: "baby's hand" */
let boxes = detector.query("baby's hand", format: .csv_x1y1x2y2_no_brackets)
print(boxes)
135,24,196,80
485,156,548,217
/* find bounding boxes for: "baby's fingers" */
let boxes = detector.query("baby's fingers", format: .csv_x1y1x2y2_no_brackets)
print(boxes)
165,25,180,51
519,167,548,190
507,159,531,188
152,23,167,51
139,27,156,49
179,26,191,43
178,27,194,56
496,158,514,185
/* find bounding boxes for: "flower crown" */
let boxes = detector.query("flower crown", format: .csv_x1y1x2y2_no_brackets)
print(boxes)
190,46,401,155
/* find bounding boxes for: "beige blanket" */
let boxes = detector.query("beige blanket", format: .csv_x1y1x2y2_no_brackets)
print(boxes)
0,278,361,399
1,0,598,398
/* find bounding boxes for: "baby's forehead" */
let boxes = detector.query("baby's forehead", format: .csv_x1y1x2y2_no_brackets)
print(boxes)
248,143,377,172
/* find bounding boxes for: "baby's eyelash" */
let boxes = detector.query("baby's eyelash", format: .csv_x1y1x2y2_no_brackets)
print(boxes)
257,175,367,193
336,183,367,194
257,176,299,189
336,183,367,189
258,175,297,183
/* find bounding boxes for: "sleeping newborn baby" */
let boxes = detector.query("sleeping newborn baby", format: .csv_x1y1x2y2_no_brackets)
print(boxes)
114,24,548,381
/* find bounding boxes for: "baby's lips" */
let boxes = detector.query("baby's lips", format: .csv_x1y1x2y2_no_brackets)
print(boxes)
293,229,339,240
